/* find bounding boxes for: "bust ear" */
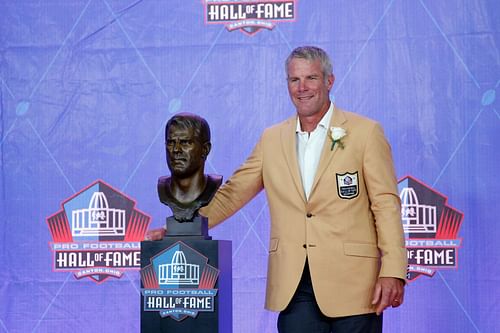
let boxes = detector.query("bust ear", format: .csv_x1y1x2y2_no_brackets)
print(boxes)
202,142,211,159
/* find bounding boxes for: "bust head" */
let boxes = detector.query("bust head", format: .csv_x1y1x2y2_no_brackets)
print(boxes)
165,113,211,180
159,113,222,223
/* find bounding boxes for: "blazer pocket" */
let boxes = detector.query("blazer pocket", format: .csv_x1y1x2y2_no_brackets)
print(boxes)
269,238,279,253
343,242,379,258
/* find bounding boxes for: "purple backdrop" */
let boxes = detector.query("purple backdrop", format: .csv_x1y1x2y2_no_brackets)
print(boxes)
1,0,499,332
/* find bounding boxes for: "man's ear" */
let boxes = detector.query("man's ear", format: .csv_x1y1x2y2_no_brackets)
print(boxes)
202,142,211,159
327,73,335,90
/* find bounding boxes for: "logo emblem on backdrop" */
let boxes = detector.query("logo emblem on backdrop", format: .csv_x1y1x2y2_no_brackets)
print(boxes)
336,171,359,199
46,180,151,283
203,0,297,36
398,176,464,282
141,241,219,321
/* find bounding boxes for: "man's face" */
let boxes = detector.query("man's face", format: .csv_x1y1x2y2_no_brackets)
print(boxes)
287,58,334,118
166,125,208,179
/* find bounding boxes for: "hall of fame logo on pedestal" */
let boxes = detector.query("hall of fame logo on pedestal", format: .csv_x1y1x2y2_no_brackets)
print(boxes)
141,241,219,321
46,180,151,283
398,176,464,282
203,0,297,36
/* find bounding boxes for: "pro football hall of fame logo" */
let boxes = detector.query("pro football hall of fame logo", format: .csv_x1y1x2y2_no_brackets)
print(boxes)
141,241,220,321
46,180,151,283
203,0,297,36
398,176,464,281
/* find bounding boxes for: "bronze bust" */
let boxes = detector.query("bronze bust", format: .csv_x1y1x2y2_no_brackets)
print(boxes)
157,113,222,238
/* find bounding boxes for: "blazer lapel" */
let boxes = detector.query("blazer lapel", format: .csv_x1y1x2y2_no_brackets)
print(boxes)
309,107,347,198
280,117,306,203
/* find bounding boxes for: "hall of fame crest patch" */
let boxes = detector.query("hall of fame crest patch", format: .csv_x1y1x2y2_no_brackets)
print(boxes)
336,171,359,199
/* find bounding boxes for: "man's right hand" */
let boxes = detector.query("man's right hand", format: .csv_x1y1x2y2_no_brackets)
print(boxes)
144,227,166,241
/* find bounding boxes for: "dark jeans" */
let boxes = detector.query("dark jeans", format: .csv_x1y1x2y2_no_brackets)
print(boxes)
277,261,382,333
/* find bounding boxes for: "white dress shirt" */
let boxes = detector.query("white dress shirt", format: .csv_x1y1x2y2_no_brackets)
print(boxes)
296,103,334,200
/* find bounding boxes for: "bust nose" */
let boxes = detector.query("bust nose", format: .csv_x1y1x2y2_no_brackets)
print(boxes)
172,140,181,152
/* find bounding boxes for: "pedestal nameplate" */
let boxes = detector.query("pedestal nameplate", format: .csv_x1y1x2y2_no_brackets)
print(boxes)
140,239,232,333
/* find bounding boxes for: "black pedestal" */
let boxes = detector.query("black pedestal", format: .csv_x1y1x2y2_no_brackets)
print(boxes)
140,239,232,332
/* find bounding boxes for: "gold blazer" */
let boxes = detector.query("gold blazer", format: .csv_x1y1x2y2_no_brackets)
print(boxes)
200,107,407,317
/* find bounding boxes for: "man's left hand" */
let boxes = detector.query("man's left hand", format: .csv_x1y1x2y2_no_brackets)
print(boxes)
371,277,405,315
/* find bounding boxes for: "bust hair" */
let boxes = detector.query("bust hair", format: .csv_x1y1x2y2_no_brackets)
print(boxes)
165,112,211,144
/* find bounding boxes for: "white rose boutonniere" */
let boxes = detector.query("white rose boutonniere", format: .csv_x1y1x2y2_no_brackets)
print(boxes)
330,126,347,150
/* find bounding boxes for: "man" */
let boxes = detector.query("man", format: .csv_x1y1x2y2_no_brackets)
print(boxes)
200,46,407,332
157,113,222,222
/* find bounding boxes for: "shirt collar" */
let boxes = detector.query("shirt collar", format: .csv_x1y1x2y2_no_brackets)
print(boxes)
296,102,334,133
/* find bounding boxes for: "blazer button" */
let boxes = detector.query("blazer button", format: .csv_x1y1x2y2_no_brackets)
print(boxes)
302,244,307,248
306,213,313,218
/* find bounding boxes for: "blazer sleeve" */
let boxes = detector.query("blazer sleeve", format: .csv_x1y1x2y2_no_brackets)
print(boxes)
200,134,265,228
362,122,408,280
